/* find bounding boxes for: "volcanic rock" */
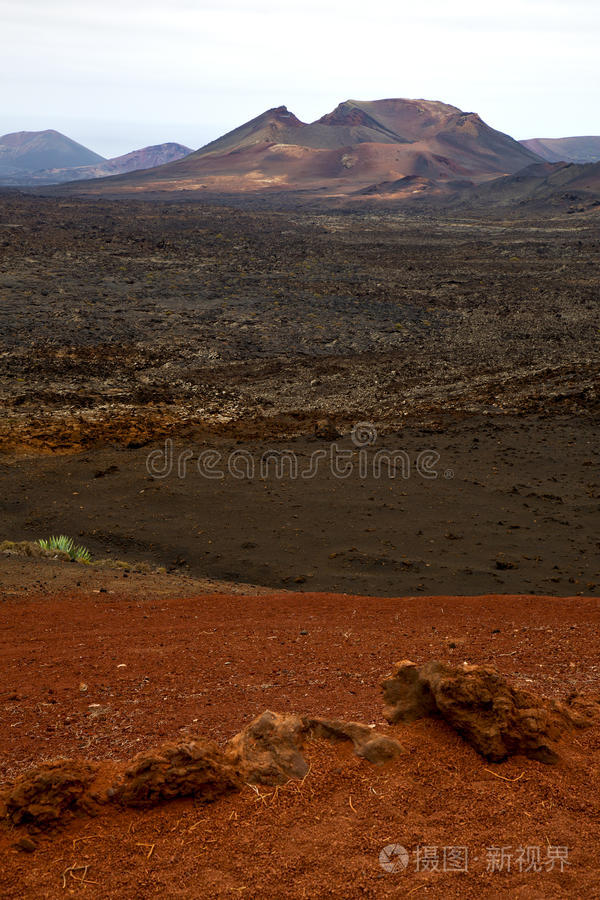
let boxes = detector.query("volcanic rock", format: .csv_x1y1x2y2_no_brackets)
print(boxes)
225,710,404,784
225,711,310,784
109,738,239,807
304,717,404,765
382,660,589,763
2,761,98,828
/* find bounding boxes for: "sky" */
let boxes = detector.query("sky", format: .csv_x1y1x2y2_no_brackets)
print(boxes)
1,0,598,159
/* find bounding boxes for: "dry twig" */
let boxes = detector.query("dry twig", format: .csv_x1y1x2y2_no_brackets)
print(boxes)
483,768,524,783
136,842,155,859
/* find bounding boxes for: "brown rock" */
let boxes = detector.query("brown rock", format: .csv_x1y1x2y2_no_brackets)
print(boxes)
382,660,581,764
1,713,405,829
109,738,239,807
380,659,437,723
563,693,600,726
14,836,38,853
4,761,97,828
225,711,309,784
314,418,340,441
303,717,404,764
226,710,404,785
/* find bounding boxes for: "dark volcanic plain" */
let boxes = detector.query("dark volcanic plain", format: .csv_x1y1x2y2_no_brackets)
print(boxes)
0,192,598,595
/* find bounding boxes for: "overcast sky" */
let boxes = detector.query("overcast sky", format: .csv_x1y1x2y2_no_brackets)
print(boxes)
1,0,598,158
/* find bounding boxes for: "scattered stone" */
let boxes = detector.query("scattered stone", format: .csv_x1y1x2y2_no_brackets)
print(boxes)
14,836,37,853
313,418,340,441
446,637,465,650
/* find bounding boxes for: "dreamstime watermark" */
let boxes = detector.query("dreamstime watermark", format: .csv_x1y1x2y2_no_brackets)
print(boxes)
378,843,571,875
145,423,454,482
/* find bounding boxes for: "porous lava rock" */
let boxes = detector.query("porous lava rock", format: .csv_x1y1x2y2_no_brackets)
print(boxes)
382,660,589,764
0,708,402,835
303,717,404,765
225,711,310,784
225,710,404,784
2,761,97,828
109,738,240,807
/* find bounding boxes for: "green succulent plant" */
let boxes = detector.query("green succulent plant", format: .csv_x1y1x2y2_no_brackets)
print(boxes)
38,535,91,563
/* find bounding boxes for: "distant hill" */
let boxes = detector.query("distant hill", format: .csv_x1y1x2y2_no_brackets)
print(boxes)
520,136,600,164
84,143,192,178
48,98,542,197
22,143,192,185
453,160,600,209
0,129,104,177
0,138,192,185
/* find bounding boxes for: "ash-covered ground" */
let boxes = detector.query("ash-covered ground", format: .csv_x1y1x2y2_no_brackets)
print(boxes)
0,193,598,594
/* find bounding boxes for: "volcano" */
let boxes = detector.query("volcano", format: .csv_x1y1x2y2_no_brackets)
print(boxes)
0,129,105,178
0,139,192,186
44,99,543,198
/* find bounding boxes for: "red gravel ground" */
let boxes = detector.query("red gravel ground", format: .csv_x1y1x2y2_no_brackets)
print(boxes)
1,562,599,898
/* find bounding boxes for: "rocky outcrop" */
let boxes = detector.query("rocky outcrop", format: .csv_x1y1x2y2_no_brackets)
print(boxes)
382,659,594,763
1,711,403,831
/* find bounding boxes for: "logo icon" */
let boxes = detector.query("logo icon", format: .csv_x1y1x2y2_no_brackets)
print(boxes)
379,844,409,873
351,421,378,447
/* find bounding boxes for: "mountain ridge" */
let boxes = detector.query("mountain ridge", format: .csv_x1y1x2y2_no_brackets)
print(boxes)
49,97,542,197
520,136,600,165
0,137,192,185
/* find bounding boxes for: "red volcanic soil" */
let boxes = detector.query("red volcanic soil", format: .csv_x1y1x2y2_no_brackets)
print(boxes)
1,560,599,898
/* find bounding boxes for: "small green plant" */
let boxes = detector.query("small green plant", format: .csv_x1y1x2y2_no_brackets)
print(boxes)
38,535,91,563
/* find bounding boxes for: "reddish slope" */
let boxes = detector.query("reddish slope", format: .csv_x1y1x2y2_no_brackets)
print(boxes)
320,98,538,173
